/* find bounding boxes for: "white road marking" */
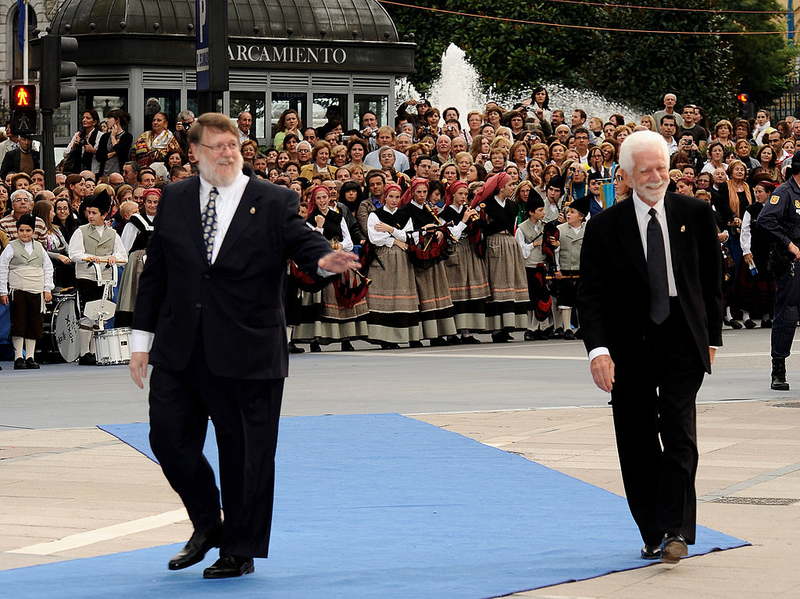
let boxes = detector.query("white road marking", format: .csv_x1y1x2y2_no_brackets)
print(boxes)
9,508,188,555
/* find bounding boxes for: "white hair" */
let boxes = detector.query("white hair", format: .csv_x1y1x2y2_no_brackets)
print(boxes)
10,189,33,201
618,130,670,174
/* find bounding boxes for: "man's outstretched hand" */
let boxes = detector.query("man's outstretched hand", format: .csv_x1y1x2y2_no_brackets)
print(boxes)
318,250,360,274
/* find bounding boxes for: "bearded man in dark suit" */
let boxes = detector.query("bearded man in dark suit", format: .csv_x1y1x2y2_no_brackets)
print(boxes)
129,113,358,579
578,130,723,565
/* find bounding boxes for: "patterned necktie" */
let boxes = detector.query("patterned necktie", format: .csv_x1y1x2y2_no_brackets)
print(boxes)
647,207,670,324
202,187,219,263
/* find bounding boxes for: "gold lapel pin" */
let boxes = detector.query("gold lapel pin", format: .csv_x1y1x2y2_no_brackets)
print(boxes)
250,207,256,214
680,225,686,232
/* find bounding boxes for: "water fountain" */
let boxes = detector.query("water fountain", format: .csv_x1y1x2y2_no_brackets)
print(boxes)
397,43,644,124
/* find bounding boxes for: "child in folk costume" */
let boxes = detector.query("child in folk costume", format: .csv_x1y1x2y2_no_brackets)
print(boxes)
400,178,457,346
0,214,54,369
553,196,589,340
116,188,160,327
439,180,489,343
515,195,553,340
471,172,529,342
295,185,367,352
67,190,128,365
365,182,422,349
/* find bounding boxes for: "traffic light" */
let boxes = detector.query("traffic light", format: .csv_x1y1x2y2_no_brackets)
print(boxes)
9,84,37,135
30,35,78,110
737,92,756,120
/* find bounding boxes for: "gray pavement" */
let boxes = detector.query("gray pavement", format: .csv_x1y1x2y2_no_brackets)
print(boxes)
0,328,796,429
2,326,800,597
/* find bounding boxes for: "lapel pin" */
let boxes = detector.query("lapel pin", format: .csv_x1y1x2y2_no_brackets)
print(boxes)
250,207,256,214
680,225,686,233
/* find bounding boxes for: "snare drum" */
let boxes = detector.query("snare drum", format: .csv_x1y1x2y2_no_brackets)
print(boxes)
39,295,80,363
94,328,132,366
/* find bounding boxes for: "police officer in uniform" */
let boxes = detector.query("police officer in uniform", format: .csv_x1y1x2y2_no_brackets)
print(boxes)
757,151,800,390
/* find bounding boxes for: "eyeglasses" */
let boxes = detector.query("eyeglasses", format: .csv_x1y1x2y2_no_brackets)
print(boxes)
201,142,239,154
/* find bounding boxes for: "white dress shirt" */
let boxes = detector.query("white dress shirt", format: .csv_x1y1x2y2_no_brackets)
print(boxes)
131,172,249,354
587,191,677,363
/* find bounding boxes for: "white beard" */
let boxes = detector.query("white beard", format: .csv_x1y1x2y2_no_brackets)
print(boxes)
637,181,668,205
198,152,243,188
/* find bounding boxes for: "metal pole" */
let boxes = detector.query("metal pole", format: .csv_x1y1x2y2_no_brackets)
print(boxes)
22,1,29,85
41,108,55,190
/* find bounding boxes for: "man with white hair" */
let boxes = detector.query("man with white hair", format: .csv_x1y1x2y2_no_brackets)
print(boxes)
0,189,46,241
653,93,683,133
578,130,723,565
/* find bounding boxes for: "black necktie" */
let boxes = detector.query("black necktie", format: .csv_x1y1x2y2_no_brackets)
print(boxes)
647,207,670,324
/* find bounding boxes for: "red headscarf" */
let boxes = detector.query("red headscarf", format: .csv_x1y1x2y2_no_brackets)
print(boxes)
400,177,429,207
307,185,331,214
383,182,402,202
471,172,511,208
141,187,162,199
445,180,468,206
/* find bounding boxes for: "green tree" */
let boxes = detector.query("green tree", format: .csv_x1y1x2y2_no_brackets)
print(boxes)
385,0,795,120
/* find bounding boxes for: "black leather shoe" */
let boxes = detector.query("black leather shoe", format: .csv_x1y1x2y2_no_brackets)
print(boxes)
491,332,509,343
523,330,535,341
429,337,450,347
168,523,222,571
379,342,400,350
310,340,322,353
78,352,96,365
341,340,355,351
744,319,757,329
762,317,773,328
460,335,481,344
14,357,26,370
771,357,790,391
203,554,255,579
25,357,40,369
409,340,424,348
641,543,662,560
563,329,576,340
288,342,305,354
661,533,688,564
448,335,462,345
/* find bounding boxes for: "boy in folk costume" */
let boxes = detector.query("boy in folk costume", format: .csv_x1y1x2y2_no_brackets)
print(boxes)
553,196,589,340
0,214,54,369
67,189,128,365
515,196,553,340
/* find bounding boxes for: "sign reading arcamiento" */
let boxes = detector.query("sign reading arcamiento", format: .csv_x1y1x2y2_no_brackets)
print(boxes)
228,44,348,65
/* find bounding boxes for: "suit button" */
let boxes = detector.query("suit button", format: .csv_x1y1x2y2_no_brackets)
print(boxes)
203,274,210,280
195,303,202,309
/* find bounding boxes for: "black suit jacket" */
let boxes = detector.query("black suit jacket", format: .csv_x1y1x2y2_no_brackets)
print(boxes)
578,192,723,374
132,174,332,379
0,148,40,179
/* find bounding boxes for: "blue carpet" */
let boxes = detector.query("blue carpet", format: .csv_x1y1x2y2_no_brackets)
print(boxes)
2,414,747,598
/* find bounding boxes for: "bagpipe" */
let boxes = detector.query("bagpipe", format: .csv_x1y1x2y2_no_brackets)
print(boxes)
407,203,458,269
468,203,487,258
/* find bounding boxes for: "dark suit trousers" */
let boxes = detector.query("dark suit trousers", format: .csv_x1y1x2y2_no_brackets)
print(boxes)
770,266,800,358
610,298,704,546
148,327,284,558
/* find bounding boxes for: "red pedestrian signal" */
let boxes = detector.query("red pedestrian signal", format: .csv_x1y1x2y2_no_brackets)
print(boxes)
10,84,36,110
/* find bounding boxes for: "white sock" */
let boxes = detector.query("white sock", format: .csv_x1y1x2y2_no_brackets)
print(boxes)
12,337,24,360
742,311,751,322
527,311,536,330
24,339,36,360
561,308,572,331
79,329,93,355
726,307,734,320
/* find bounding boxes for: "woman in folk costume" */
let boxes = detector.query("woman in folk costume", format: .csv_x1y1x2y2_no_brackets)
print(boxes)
399,177,457,346
438,179,490,344
67,189,128,365
470,172,529,341
116,187,160,328
0,214,54,369
365,182,422,349
294,185,367,352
